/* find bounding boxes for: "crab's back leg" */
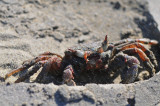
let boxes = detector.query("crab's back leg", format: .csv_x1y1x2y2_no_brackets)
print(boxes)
5,52,63,80
15,60,47,83
16,54,62,83
115,42,158,71
114,38,158,46
39,52,62,58
122,48,156,77
22,52,62,65
4,55,52,80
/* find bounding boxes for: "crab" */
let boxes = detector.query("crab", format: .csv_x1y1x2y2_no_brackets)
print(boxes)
2,35,159,85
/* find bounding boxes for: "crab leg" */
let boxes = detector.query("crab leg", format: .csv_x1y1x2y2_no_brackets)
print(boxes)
115,42,158,71
5,52,63,80
22,52,62,65
114,38,158,46
15,60,47,83
35,57,75,85
35,56,62,83
4,55,52,80
39,52,62,58
16,54,62,83
122,48,156,77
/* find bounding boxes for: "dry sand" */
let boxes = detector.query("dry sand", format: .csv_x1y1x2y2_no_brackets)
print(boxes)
0,0,160,105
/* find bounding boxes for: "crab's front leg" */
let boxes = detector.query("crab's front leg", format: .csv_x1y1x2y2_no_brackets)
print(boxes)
35,55,62,83
62,65,76,86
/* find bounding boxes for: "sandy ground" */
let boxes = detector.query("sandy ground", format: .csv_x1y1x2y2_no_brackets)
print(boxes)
0,0,160,105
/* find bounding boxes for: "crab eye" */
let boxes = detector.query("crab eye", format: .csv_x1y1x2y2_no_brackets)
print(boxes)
105,35,108,41
102,35,109,51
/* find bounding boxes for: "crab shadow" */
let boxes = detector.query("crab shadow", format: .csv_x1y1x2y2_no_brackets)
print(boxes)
134,8,160,40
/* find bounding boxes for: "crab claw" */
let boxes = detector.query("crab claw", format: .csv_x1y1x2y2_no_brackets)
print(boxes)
121,64,139,84
62,65,76,86
121,55,140,83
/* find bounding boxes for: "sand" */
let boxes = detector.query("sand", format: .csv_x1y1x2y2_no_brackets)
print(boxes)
0,0,160,105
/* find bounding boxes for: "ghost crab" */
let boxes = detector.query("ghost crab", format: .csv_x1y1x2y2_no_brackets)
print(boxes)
3,35,159,85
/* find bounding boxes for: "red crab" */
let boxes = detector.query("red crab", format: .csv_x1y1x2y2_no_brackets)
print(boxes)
3,35,159,85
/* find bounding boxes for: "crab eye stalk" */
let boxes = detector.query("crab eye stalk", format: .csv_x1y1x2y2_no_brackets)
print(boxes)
102,35,108,51
98,35,109,53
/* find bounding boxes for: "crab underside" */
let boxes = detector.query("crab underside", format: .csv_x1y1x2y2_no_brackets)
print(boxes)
1,35,160,86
